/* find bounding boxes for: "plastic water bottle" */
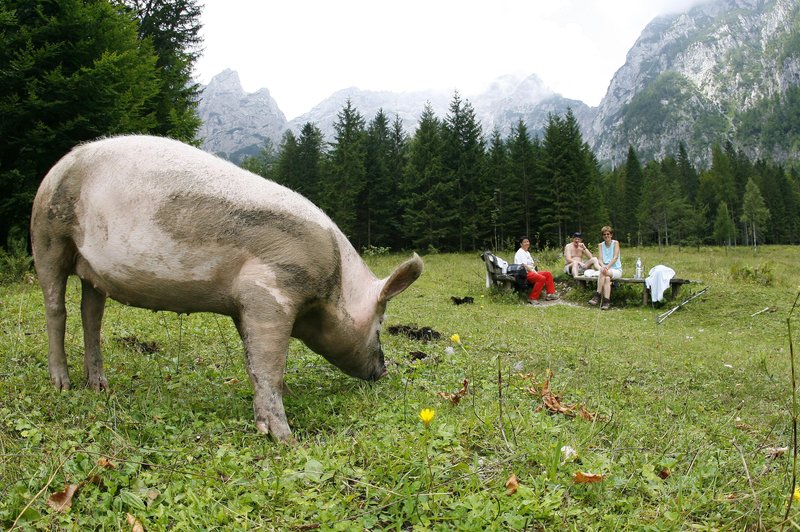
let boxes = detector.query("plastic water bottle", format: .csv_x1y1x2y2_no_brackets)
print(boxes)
635,257,643,279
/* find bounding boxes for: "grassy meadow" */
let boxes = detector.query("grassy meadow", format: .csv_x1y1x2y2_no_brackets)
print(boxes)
1,245,799,530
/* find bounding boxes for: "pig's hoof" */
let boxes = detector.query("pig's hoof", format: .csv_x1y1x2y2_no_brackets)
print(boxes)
88,375,109,392
256,419,294,443
50,373,71,391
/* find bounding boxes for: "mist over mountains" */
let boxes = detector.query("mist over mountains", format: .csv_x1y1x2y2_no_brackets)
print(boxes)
197,0,800,167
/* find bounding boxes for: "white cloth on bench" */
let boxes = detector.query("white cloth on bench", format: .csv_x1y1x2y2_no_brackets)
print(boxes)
645,265,675,302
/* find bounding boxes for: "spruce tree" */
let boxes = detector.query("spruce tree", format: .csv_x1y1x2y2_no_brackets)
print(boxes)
0,0,163,246
442,92,485,251
740,178,770,248
273,130,300,190
324,99,367,242
386,115,409,248
713,201,735,246
621,146,644,246
363,109,396,249
484,129,511,250
401,103,449,251
676,141,699,202
119,0,203,140
296,122,326,207
507,120,536,242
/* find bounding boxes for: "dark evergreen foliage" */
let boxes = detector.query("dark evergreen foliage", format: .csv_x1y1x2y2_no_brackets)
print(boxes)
253,97,799,253
0,0,202,249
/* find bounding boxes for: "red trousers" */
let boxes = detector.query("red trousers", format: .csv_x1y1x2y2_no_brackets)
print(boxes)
526,270,555,300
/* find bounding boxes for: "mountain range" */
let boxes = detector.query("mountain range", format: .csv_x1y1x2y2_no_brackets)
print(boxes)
196,0,800,167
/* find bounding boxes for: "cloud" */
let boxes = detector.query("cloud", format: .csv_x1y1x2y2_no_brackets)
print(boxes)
195,0,713,119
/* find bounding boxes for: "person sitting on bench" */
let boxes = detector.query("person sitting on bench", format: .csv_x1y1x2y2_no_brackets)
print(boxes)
514,236,558,305
589,226,622,310
563,231,600,279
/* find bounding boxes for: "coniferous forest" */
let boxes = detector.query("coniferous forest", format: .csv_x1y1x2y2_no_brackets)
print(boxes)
2,0,800,255
243,97,800,253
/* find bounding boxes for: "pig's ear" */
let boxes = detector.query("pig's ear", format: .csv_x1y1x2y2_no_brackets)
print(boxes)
379,253,423,304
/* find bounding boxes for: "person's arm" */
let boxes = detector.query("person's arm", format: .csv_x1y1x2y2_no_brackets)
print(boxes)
612,240,621,267
598,244,605,267
581,244,593,259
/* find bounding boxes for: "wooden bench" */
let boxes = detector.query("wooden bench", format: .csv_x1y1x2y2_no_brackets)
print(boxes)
573,275,696,305
480,251,519,291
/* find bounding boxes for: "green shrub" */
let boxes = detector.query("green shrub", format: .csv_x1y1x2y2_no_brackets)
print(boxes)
0,237,33,285
361,244,391,257
730,261,774,285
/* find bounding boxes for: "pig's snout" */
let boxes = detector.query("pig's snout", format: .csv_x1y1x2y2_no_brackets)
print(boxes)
370,350,387,381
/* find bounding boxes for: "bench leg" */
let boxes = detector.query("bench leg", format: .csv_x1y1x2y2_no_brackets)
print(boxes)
642,285,649,305
671,284,681,299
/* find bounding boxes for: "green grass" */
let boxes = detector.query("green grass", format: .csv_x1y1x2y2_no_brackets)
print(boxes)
1,245,798,529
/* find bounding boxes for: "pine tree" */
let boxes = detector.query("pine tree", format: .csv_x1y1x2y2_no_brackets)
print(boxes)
676,142,698,202
0,0,163,246
401,103,450,251
621,146,644,246
541,108,599,244
362,109,397,249
507,120,537,242
713,201,735,246
442,92,485,251
295,122,326,207
740,178,770,249
386,115,409,248
323,99,367,241
119,0,203,140
484,129,511,250
273,130,300,189
241,138,278,179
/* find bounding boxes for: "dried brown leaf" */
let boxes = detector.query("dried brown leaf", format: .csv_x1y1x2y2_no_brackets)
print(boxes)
436,379,469,405
505,473,519,495
765,446,789,459
573,471,604,484
658,467,671,479
577,405,596,421
127,512,145,532
47,483,80,512
97,456,116,469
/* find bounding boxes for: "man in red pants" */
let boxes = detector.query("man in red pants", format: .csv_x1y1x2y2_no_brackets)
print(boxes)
514,236,558,305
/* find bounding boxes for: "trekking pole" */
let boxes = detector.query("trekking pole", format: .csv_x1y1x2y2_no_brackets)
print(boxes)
656,287,708,324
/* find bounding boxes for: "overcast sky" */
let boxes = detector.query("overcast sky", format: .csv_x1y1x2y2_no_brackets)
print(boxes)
195,0,706,120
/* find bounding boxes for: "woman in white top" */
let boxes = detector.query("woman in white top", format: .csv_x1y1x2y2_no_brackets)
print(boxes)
514,236,558,305
588,225,622,310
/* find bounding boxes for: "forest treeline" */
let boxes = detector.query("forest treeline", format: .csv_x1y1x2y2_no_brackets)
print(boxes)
243,96,800,252
2,0,799,255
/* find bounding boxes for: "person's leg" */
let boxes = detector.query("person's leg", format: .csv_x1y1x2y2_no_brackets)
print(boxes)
543,271,556,294
602,271,612,298
527,270,546,300
571,260,582,279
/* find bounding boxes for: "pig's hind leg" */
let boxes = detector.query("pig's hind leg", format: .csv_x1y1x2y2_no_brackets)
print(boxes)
33,239,72,390
81,279,108,391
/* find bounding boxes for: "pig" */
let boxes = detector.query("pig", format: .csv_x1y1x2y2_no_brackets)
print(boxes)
30,135,423,441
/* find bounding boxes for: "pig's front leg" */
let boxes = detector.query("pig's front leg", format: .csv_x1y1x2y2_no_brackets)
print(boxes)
233,311,293,442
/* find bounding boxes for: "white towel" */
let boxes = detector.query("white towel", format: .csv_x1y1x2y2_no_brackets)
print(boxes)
496,256,509,274
645,265,676,302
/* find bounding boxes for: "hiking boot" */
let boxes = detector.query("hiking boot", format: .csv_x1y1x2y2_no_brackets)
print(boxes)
600,297,611,310
526,299,540,306
588,293,601,306
545,293,559,301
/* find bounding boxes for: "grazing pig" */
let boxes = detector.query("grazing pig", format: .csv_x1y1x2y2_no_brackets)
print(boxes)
31,135,423,441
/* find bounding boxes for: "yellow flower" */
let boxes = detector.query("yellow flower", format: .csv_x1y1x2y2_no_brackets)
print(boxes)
450,334,461,344
794,487,800,502
419,408,435,426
